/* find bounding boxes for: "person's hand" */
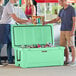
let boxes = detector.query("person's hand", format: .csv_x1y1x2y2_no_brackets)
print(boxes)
70,30,75,36
21,19,32,24
27,19,32,23
43,21,48,26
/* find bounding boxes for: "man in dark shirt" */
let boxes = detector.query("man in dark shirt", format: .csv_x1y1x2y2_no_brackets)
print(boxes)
43,0,75,65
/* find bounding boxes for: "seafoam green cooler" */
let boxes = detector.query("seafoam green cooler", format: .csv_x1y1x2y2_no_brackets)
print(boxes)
11,24,65,68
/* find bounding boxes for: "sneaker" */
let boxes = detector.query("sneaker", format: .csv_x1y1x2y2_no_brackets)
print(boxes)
2,63,8,66
8,62,15,64
64,61,69,65
67,62,76,66
0,62,3,66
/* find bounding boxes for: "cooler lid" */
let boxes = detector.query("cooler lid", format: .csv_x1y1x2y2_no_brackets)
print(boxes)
11,24,54,46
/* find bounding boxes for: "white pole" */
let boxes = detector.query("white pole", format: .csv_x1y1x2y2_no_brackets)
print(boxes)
44,3,46,21
18,1,20,18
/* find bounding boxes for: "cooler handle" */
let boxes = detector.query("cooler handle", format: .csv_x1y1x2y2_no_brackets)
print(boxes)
42,51,47,52
16,50,21,61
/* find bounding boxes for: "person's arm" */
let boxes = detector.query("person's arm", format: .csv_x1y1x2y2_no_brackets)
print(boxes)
43,17,61,25
71,17,75,36
31,5,36,16
10,14,31,24
70,7,75,36
7,4,31,24
72,17,75,31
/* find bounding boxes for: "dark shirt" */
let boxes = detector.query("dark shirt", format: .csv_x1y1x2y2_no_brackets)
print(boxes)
58,5,75,31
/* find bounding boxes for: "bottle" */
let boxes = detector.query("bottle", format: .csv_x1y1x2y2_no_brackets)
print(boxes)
20,45,25,48
44,42,49,48
37,44,41,48
49,43,54,47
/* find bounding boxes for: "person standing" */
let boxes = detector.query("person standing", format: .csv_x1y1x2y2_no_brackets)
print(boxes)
43,0,75,65
25,0,36,19
0,0,31,65
0,0,4,65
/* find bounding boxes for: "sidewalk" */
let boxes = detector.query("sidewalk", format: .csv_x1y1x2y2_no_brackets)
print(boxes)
0,64,76,76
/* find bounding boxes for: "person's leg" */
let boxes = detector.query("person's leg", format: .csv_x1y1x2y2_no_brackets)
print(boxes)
7,41,13,63
64,46,69,63
0,44,4,64
6,24,13,64
60,31,69,63
66,31,75,63
71,46,75,62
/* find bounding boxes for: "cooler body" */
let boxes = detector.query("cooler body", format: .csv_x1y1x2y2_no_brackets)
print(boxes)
14,47,64,68
11,24,65,68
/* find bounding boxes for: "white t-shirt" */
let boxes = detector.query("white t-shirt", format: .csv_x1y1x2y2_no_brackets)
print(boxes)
0,6,3,20
0,2,14,24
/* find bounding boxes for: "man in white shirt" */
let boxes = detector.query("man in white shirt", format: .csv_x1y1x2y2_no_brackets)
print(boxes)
0,0,30,24
0,0,31,65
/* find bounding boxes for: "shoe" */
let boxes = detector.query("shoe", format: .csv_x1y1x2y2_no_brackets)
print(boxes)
8,62,15,64
2,63,8,66
64,61,69,65
0,62,3,66
67,62,76,66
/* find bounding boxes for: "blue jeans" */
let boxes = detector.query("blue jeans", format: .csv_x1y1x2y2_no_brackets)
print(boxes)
0,24,13,63
0,43,13,63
